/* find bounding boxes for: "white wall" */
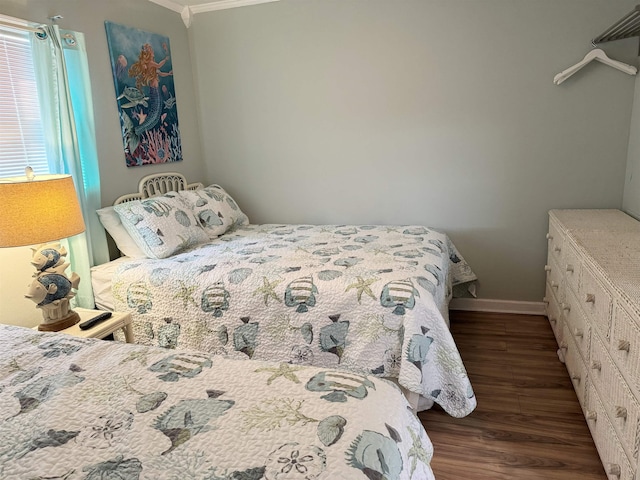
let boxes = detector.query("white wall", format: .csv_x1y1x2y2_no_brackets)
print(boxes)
0,0,205,325
0,247,43,327
190,0,638,302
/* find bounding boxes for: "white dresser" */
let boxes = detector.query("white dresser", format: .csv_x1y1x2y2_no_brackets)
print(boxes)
545,209,640,480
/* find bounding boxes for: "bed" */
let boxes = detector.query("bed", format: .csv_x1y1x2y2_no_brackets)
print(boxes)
0,324,435,479
93,173,477,417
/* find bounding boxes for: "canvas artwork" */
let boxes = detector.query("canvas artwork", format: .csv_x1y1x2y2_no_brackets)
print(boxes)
105,21,182,167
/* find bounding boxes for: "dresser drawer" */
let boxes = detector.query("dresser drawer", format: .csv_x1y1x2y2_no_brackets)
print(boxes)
609,374,639,470
563,324,587,407
590,334,640,467
545,256,565,303
547,220,565,265
545,283,564,345
586,384,636,480
564,287,591,363
590,333,609,394
581,263,613,341
563,240,582,299
611,302,640,398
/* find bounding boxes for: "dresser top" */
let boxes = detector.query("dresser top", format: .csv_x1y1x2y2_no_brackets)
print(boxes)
572,229,640,304
549,209,640,231
550,209,640,309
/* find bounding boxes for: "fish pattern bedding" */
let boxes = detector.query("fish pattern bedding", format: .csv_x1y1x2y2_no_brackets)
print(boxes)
110,224,477,418
0,325,435,480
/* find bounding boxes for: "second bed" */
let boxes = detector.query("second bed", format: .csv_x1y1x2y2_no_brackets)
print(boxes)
93,173,477,417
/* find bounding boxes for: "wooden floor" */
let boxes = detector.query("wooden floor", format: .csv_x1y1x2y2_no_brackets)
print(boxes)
419,311,606,480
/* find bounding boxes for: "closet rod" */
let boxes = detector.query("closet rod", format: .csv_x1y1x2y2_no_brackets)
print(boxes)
592,5,640,45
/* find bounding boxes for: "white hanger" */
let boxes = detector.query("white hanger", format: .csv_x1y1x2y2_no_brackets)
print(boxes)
553,48,637,85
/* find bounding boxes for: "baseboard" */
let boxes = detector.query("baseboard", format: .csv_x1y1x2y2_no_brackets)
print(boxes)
449,298,547,316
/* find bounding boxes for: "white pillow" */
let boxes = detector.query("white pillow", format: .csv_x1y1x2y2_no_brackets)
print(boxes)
96,206,147,258
113,192,209,259
178,185,249,239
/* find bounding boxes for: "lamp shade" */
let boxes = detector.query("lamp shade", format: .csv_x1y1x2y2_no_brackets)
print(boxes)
0,174,86,247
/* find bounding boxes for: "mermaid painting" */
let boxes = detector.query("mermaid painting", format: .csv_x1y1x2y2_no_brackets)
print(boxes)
129,42,172,134
105,21,183,167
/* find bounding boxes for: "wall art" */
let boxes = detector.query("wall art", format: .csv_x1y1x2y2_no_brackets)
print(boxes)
105,21,182,167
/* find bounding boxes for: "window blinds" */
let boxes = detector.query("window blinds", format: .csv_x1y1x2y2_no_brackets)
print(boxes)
0,28,49,178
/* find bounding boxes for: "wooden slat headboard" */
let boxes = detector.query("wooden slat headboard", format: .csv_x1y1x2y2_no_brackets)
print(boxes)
113,172,203,205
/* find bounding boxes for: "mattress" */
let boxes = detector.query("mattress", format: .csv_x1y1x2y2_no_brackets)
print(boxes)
90,256,132,311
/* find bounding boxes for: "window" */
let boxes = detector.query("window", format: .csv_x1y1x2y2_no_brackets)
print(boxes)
0,26,49,178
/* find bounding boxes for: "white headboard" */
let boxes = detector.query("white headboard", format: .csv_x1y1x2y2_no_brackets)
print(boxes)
114,172,203,205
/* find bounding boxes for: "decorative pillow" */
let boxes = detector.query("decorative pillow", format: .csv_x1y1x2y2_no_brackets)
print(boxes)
96,206,147,258
113,192,208,259
178,184,249,239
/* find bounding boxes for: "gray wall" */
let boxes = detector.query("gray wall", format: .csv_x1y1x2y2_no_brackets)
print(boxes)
624,74,640,219
0,0,205,206
2,0,637,306
190,0,638,302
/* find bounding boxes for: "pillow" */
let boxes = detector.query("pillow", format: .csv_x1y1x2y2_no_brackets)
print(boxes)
96,206,147,258
178,185,249,239
113,192,209,259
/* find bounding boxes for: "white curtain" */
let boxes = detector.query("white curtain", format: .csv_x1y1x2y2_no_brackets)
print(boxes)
30,25,109,308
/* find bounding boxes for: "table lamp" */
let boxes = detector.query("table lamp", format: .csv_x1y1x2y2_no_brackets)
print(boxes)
0,172,86,331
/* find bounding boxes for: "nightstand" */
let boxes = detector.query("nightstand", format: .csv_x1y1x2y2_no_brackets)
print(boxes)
58,308,134,342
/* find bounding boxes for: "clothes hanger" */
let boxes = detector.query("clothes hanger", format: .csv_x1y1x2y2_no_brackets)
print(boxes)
553,48,637,85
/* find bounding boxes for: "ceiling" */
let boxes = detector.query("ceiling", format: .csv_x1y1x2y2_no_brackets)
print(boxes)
149,0,279,26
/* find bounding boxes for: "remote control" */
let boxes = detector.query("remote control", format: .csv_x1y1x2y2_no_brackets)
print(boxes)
79,311,113,330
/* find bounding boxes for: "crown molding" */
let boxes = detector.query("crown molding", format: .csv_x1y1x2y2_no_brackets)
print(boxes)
190,0,279,14
149,0,279,27
181,7,193,27
148,0,185,14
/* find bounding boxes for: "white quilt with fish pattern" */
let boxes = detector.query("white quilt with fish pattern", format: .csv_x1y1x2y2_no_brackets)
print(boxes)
112,224,477,417
0,325,434,480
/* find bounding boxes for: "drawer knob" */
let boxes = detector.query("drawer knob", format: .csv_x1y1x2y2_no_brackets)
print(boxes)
559,341,568,350
574,328,583,338
545,265,552,272
615,406,627,420
566,264,574,273
570,373,581,381
618,340,630,352
549,316,557,324
586,410,597,421
554,246,561,252
546,233,553,240
562,303,571,312
607,463,621,477
591,360,601,371
585,293,595,304
551,281,559,289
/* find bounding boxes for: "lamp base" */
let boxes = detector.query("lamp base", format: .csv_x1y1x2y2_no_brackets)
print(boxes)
38,310,81,332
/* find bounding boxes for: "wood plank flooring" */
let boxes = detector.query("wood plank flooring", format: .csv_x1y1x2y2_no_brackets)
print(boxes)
419,311,606,480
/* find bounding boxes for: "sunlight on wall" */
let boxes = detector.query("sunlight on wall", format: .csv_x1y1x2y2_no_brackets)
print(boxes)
0,246,43,327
